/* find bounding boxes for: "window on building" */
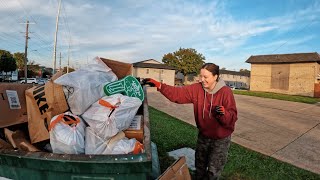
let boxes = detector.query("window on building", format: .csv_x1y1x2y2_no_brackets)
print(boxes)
146,69,149,74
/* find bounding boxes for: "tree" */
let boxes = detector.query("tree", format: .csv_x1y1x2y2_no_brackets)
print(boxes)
0,50,17,80
13,52,25,70
162,48,205,76
42,68,52,78
240,69,250,73
27,60,41,77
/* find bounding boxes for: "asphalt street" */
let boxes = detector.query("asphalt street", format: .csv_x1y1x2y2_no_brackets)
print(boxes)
146,88,320,174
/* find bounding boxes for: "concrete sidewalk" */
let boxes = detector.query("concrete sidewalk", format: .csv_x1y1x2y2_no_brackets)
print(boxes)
146,88,320,174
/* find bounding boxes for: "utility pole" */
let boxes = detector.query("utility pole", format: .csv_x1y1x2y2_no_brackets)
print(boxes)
24,20,29,83
59,52,62,71
52,0,62,74
67,38,71,73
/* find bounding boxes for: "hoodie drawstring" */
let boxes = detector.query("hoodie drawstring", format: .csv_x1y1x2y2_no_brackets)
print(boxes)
203,91,206,119
203,91,214,119
209,93,213,118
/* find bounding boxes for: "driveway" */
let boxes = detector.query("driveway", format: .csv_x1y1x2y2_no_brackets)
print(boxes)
146,88,320,174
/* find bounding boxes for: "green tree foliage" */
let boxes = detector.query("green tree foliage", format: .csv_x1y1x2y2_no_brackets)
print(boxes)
13,52,25,70
0,49,17,73
240,69,250,73
42,69,52,78
240,68,250,72
162,48,205,76
27,60,41,77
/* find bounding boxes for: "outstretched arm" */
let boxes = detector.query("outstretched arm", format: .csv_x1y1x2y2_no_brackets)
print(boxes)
142,78,195,104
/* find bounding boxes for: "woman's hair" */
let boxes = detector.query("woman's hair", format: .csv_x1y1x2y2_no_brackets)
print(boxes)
201,63,220,82
201,63,219,75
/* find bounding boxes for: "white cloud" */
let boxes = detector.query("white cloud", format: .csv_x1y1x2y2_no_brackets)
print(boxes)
0,0,319,71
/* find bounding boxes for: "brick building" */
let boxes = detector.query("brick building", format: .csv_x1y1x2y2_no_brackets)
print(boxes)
133,59,176,86
246,52,320,97
220,70,250,89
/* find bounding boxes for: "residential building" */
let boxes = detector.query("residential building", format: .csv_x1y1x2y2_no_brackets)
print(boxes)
220,70,250,89
0,70,18,81
246,52,320,97
175,69,250,89
132,59,176,86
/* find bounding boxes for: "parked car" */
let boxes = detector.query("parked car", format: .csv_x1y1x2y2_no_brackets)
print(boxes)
20,78,38,84
229,85,236,90
37,78,48,85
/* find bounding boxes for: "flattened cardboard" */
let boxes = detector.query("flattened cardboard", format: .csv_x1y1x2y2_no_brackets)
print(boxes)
4,128,40,152
158,156,191,180
0,138,13,149
100,57,133,79
0,83,33,128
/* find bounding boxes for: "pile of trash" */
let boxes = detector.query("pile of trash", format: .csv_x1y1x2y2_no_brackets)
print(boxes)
0,57,145,155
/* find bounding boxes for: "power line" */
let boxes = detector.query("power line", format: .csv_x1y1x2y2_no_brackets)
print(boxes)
270,18,317,54
16,0,37,23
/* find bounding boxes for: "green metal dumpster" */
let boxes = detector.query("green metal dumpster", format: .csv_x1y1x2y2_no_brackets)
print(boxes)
0,88,157,180
0,58,160,180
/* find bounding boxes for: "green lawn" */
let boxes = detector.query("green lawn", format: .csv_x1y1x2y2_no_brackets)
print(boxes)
149,106,320,180
233,90,320,104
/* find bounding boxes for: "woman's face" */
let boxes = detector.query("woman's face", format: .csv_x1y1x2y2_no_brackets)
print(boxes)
199,68,218,90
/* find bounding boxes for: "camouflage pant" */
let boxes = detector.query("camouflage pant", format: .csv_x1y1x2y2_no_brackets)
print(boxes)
195,134,231,180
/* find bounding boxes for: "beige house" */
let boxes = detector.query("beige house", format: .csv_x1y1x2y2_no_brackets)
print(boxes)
220,70,250,89
246,52,320,97
132,59,176,86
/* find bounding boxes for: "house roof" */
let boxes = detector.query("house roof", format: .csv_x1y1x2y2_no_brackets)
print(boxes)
133,59,177,70
220,69,250,77
134,59,162,64
246,52,320,64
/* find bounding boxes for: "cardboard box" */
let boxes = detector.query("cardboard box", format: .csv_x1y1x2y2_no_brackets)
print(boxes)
0,83,33,128
158,156,191,180
124,115,144,143
100,57,133,79
26,72,69,144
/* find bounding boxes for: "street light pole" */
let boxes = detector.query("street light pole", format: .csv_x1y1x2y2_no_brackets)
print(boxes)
24,20,29,83
52,0,61,75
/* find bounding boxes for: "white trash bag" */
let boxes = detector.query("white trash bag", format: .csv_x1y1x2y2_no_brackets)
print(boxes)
54,56,118,115
85,127,144,155
85,127,122,154
111,137,144,154
82,94,142,140
49,112,86,154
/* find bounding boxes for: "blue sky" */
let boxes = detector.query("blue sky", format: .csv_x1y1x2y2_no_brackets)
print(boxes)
0,0,319,71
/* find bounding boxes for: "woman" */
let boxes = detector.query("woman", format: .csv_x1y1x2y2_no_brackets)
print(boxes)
143,63,237,179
